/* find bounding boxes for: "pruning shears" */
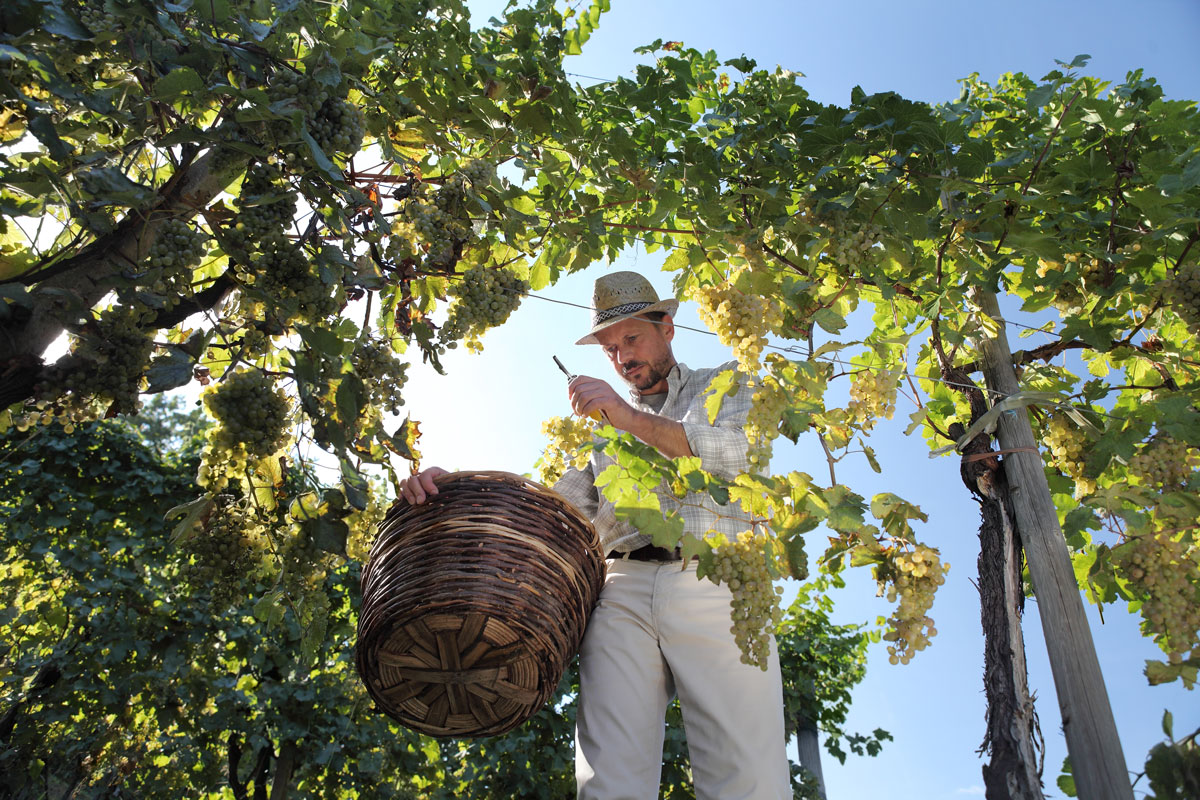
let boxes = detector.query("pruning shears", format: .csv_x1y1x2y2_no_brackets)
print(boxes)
553,356,607,423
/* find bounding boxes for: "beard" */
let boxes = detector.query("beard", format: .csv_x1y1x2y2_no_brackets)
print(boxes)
620,353,674,392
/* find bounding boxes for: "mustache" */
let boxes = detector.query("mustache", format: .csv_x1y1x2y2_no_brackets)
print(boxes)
621,361,645,375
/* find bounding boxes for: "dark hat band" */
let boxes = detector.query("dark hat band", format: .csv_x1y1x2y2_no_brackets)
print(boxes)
593,301,653,326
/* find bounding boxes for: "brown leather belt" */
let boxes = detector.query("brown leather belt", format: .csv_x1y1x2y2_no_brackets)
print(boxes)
607,544,682,562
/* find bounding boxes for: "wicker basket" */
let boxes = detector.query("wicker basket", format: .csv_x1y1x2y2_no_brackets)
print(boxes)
356,470,604,738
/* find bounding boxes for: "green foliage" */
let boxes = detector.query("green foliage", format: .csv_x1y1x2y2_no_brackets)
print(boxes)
0,407,875,797
777,579,892,765
0,412,443,798
4,0,1199,791
1138,710,1200,800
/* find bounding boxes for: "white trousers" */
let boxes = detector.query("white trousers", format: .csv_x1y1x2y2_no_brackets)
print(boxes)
575,558,792,800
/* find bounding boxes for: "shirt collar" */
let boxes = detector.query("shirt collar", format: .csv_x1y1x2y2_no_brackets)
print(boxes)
631,362,689,406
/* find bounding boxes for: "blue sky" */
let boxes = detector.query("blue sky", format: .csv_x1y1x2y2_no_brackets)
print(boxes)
405,1,1200,797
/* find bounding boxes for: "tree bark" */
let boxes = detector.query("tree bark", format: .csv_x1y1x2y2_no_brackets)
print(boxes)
970,288,1132,800
269,741,298,800
794,713,827,800
974,464,1046,799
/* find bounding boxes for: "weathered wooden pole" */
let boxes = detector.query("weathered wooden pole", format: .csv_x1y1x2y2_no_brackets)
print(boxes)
970,288,1132,800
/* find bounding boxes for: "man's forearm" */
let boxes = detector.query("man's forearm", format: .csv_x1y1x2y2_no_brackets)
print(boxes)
622,409,694,459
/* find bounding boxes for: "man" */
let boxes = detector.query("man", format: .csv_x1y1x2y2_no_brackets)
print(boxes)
399,271,791,800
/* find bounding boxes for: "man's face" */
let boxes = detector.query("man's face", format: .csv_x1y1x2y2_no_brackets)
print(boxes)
594,314,676,394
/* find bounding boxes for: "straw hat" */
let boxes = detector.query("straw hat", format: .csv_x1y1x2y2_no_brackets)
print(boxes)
576,271,680,345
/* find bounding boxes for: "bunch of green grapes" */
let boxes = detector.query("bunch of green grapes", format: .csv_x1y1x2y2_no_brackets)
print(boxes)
78,1,120,36
239,235,341,324
389,187,473,271
351,337,408,414
142,218,208,306
178,495,270,609
202,368,291,457
439,267,529,353
1041,411,1096,497
231,163,297,245
238,326,272,361
267,69,328,127
708,529,784,670
847,369,899,429
535,415,597,485
36,303,155,417
1166,263,1200,332
1129,437,1199,489
877,544,949,665
729,237,770,273
1113,529,1200,660
825,218,884,272
459,158,498,187
198,369,290,491
311,97,366,156
276,526,333,595
346,486,389,562
688,274,781,372
745,362,789,472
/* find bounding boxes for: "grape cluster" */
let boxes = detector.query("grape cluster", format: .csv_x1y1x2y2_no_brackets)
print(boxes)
730,237,770,273
847,369,899,429
878,544,948,665
1114,529,1200,659
78,1,120,37
689,274,782,372
825,218,884,272
239,235,341,324
459,159,498,187
231,163,297,245
312,97,366,156
178,495,269,609
535,415,597,485
198,369,290,491
439,267,529,353
1041,411,1096,498
708,529,784,670
277,526,333,595
745,371,787,473
351,337,408,414
141,218,208,305
38,303,155,416
1166,263,1200,333
389,188,472,271
346,485,389,562
1129,437,1199,489
265,69,364,160
268,69,328,124
202,369,291,458
238,326,272,360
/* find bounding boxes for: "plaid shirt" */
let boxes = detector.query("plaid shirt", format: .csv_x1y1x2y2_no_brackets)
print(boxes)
552,360,760,554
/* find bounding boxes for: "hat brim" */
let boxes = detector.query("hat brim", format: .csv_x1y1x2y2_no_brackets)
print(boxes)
575,299,680,345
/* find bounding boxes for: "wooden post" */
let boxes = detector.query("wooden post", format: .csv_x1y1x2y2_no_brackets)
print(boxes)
971,288,1132,800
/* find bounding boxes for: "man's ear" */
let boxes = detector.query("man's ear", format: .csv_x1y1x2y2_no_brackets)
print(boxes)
661,314,675,342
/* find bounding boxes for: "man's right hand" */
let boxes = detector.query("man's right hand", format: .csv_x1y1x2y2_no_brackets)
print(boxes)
398,466,448,505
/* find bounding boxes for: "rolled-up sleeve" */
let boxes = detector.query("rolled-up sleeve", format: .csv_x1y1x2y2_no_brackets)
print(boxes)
680,363,753,480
